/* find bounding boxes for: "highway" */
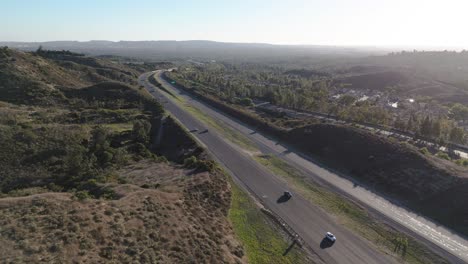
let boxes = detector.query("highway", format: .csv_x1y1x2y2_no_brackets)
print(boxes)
139,71,466,263
139,72,399,264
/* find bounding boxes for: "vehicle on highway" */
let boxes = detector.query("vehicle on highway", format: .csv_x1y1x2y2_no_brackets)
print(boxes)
190,128,198,133
325,232,336,243
199,129,209,134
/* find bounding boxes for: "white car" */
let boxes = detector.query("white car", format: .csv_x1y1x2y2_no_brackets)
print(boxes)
325,232,336,243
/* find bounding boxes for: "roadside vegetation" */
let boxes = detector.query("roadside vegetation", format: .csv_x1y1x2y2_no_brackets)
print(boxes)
228,175,310,264
254,154,449,264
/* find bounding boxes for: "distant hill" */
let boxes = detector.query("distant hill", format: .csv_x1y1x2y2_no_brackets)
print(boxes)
327,51,468,103
0,40,384,62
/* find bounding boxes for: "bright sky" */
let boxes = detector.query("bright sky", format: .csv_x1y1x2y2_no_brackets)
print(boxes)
2,0,468,47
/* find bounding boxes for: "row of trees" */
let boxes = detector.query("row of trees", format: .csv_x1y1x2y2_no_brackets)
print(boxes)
171,63,466,145
395,115,466,144
171,64,392,126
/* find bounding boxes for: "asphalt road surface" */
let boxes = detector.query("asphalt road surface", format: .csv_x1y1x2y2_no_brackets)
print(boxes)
139,72,402,264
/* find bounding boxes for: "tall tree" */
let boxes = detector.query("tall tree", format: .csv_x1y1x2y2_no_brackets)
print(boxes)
420,116,433,137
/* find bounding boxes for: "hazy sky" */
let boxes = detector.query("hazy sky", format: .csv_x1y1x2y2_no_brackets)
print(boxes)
2,0,468,47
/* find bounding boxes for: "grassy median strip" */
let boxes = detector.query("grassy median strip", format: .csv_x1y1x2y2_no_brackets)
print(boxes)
228,175,310,264
254,154,449,264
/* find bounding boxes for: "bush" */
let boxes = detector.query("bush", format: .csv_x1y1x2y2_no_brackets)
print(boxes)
75,191,92,200
436,151,450,160
101,151,114,164
455,159,468,167
154,155,168,163
196,160,217,172
183,156,198,168
100,187,117,200
132,119,151,144
419,147,430,155
236,97,254,107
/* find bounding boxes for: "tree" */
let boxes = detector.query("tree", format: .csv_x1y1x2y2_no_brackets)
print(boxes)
394,117,406,131
449,127,466,144
420,116,432,137
132,120,151,144
237,97,254,107
338,95,356,107
90,126,108,151
431,119,441,138
451,104,468,124
36,45,43,54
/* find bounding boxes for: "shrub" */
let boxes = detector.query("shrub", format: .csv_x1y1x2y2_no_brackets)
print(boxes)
75,191,92,200
101,151,114,164
154,155,168,163
455,159,468,167
183,156,198,168
132,119,151,144
100,187,117,200
196,160,217,172
419,147,430,155
235,97,254,107
436,151,450,160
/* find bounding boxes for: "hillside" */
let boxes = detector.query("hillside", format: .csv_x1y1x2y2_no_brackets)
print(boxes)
0,48,249,263
0,161,245,263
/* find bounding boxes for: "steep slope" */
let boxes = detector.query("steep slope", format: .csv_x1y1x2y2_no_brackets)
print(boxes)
287,123,468,235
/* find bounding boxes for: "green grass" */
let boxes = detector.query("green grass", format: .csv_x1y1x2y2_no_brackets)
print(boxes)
254,154,449,264
228,176,310,264
100,123,133,133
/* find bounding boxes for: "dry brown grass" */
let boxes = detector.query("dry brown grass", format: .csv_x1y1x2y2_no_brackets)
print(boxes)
0,161,246,264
